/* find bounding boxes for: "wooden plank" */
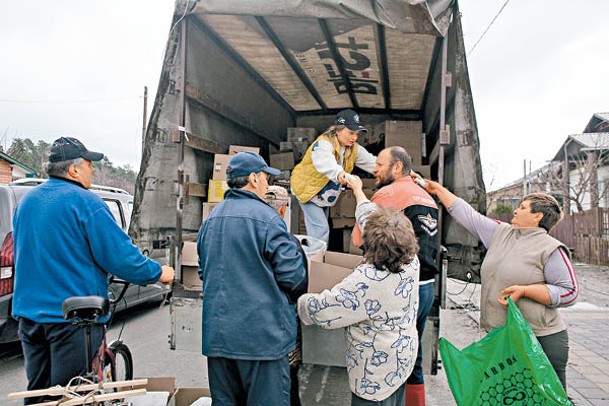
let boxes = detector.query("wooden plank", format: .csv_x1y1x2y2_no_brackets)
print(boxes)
9,379,148,401
175,129,227,155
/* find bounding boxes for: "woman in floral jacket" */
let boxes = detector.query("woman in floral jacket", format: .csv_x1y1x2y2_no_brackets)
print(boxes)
297,203,420,405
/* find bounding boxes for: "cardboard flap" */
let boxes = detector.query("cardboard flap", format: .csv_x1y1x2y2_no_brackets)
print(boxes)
181,242,198,266
324,251,363,269
308,261,353,294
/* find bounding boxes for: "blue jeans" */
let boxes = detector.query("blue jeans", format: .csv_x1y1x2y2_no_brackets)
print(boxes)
351,383,405,405
407,281,435,385
19,318,104,405
299,201,331,245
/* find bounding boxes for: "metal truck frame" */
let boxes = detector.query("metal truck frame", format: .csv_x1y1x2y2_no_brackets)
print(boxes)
130,0,486,374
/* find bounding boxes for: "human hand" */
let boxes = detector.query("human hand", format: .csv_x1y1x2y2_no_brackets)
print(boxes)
498,285,526,307
159,265,175,284
337,171,348,185
345,174,363,191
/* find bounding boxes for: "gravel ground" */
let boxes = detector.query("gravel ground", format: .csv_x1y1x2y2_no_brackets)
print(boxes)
571,262,609,308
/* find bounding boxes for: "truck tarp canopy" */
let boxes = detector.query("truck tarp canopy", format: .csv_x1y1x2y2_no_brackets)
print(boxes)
177,0,454,113
132,0,486,282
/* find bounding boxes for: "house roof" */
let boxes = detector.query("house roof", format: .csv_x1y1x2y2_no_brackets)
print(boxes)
583,112,609,133
552,133,609,161
0,151,37,174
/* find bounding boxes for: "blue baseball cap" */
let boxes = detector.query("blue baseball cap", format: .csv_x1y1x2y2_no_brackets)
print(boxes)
226,151,280,180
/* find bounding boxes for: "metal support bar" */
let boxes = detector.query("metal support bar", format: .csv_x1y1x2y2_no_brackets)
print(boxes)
375,24,391,110
318,19,359,109
175,18,188,281
256,16,328,112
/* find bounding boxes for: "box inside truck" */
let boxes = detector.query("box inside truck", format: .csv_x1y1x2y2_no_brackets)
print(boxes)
130,0,486,370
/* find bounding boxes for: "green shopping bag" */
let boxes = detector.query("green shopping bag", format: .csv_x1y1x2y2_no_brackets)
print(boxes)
439,298,571,405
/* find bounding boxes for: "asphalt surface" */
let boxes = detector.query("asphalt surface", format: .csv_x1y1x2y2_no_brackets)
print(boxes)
1,261,608,405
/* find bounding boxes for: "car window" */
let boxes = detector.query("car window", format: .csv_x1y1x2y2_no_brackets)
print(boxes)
103,199,125,229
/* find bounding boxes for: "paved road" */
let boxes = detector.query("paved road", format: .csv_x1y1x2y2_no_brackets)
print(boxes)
1,261,608,405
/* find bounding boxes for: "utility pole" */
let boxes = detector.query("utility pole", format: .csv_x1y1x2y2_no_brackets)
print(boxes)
523,159,527,197
142,86,148,153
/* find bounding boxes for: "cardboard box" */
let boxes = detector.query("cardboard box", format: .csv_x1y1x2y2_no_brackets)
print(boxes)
207,180,228,203
270,152,295,171
331,217,355,229
169,387,211,406
303,251,362,367
342,227,364,255
374,120,424,165
202,202,218,221
412,165,431,179
330,190,357,218
181,242,201,287
287,127,316,143
308,251,362,293
182,242,198,266
228,145,260,155
212,154,230,181
132,377,211,406
279,141,309,162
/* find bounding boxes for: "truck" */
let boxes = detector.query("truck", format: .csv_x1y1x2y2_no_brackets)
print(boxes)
130,0,486,377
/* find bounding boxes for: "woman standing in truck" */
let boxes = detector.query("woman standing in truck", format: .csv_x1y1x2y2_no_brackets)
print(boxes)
290,109,376,245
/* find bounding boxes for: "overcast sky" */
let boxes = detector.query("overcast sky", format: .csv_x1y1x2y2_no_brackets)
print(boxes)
1,1,608,190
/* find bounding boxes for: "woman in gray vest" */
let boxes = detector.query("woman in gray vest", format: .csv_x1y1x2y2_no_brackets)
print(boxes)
423,180,579,391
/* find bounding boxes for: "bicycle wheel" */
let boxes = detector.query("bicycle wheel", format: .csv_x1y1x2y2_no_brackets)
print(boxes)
103,341,133,382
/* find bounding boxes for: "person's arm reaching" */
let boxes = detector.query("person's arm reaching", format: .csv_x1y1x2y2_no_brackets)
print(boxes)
310,139,344,183
86,204,174,285
424,180,499,248
297,269,370,329
354,144,376,174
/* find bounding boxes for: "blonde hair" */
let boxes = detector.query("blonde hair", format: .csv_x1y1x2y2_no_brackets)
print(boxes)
320,124,346,139
363,207,419,273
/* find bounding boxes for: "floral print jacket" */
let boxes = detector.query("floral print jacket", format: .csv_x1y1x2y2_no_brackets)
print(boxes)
297,258,420,401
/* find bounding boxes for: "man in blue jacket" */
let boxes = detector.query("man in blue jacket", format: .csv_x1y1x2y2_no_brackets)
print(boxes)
197,152,308,405
12,137,175,404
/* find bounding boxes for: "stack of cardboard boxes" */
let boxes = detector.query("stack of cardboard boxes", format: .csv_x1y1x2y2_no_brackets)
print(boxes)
204,145,260,220
270,127,316,171
329,178,377,254
371,120,430,177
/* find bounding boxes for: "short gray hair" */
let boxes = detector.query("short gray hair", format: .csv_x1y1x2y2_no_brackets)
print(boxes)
46,157,84,177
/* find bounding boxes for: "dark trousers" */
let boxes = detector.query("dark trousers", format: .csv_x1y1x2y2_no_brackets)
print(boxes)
208,356,291,406
537,330,569,390
351,383,406,405
18,318,103,405
406,282,435,385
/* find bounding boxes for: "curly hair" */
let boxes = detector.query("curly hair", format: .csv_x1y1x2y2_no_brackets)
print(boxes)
362,207,419,273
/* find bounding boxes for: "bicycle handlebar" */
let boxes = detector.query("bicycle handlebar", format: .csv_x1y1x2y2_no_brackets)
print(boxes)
108,276,130,305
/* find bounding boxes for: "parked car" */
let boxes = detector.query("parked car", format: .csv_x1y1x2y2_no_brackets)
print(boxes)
0,178,171,343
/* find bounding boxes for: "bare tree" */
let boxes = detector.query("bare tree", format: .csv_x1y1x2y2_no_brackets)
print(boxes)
539,141,609,213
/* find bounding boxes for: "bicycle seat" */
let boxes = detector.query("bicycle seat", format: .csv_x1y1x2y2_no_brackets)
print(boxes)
62,296,110,321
